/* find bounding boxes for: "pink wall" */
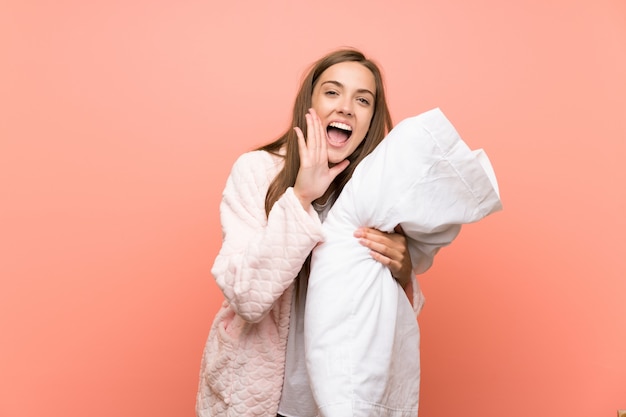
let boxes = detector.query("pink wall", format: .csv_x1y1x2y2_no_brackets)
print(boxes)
1,1,624,416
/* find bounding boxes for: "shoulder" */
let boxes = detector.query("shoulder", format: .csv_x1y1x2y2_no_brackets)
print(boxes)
230,150,285,184
233,149,284,171
229,151,284,193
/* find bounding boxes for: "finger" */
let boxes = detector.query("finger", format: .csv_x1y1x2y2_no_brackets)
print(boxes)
361,237,400,259
309,108,324,160
311,108,327,160
304,112,316,151
294,126,307,159
371,250,409,285
355,227,387,239
369,250,405,278
356,229,408,273
369,249,392,266
356,227,404,249
328,159,350,180
357,227,412,285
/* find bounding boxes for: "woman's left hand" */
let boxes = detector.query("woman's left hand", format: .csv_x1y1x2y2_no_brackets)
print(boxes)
354,225,413,289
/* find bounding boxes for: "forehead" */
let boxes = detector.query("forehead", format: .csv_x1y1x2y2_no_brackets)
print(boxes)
316,61,376,95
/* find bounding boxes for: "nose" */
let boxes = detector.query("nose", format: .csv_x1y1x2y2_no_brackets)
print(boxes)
337,97,353,116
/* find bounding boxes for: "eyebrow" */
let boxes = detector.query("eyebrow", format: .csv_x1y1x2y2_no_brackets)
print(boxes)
321,80,375,98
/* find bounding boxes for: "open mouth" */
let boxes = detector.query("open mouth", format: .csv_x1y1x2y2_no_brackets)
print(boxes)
326,122,352,146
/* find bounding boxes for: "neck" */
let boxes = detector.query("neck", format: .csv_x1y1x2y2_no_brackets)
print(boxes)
314,185,336,206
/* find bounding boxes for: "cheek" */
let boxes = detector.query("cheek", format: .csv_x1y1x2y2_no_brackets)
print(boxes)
359,113,374,135
349,134,367,152
310,93,328,114
310,96,319,111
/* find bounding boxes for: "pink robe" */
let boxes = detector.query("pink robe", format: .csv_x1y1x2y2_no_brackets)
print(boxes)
196,150,425,417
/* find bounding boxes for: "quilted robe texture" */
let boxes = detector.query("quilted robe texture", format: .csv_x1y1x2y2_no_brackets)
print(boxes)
305,108,502,416
196,150,426,417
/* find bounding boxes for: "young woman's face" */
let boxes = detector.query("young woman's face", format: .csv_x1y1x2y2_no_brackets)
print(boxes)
311,61,376,164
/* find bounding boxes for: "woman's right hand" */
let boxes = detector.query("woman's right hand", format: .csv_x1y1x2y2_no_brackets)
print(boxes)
293,108,350,209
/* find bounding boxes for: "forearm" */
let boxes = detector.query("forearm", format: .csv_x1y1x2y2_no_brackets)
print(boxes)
213,187,323,322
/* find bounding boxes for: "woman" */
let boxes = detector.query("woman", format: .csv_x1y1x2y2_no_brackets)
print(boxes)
196,48,416,417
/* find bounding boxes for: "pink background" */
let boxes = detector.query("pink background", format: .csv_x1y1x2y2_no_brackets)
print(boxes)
1,1,625,416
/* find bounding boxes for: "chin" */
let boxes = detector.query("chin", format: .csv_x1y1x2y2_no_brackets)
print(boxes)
327,156,345,165
327,149,349,165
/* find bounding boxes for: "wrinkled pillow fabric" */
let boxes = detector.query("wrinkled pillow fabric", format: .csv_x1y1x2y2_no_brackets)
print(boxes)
305,108,502,417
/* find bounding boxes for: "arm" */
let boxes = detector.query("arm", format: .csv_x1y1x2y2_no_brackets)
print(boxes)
211,152,324,323
354,225,415,306
355,222,465,315
214,110,350,323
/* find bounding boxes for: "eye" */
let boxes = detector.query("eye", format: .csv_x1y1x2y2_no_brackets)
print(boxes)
325,90,339,96
357,97,371,106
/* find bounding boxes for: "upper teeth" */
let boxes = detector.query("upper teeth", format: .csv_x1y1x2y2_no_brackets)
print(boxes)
329,122,352,131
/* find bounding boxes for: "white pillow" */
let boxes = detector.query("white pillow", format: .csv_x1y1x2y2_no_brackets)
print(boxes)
305,108,502,417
